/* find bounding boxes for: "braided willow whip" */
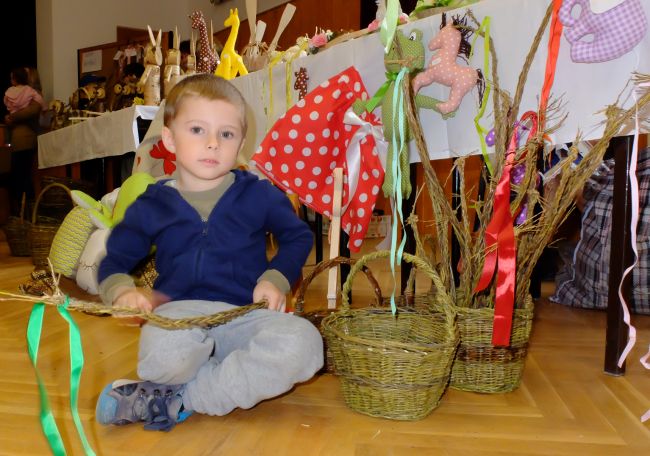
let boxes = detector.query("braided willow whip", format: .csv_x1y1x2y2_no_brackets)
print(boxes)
0,290,267,330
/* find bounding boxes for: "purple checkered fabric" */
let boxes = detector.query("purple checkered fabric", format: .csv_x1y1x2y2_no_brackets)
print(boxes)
552,147,650,314
559,0,648,63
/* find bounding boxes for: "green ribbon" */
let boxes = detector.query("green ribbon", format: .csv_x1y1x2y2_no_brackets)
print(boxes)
380,0,400,54
470,16,493,176
388,67,409,315
27,298,96,455
366,72,398,114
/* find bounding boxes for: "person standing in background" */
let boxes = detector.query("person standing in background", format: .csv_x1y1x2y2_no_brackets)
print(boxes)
4,66,43,215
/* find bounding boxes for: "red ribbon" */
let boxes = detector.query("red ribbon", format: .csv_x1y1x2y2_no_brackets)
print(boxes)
474,111,538,346
150,139,176,175
539,0,563,131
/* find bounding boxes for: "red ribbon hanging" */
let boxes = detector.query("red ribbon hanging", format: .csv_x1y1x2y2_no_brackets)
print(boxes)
474,111,538,346
539,0,563,131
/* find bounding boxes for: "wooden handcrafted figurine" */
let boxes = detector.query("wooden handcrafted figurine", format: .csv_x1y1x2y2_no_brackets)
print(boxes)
215,8,248,79
138,26,163,106
164,27,183,98
185,31,197,76
189,10,218,74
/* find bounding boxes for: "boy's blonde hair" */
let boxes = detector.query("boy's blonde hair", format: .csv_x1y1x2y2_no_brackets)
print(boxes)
164,74,248,135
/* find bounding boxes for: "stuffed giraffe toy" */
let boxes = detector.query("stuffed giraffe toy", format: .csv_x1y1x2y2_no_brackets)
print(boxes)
215,8,248,80
189,10,218,74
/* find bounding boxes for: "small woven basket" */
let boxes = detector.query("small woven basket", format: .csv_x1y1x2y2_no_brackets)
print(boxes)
30,183,70,268
322,251,458,421
3,194,31,256
450,294,534,393
39,175,96,221
293,256,382,373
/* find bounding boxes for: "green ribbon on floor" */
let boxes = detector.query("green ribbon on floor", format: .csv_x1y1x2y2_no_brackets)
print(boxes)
27,298,96,456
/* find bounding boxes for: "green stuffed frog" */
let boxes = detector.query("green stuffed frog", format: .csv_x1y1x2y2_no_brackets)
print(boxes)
353,28,442,199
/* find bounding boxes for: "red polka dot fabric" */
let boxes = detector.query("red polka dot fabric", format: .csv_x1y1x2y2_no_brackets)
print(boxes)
252,66,385,252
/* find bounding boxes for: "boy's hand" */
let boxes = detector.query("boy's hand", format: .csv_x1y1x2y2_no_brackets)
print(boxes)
113,287,154,314
253,280,286,312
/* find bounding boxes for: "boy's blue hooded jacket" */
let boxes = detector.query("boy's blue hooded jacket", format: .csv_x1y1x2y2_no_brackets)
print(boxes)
98,170,313,306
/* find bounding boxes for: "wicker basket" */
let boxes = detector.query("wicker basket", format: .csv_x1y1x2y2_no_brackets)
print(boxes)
30,183,70,268
39,175,96,221
450,294,534,393
2,194,31,256
322,251,458,421
293,256,382,373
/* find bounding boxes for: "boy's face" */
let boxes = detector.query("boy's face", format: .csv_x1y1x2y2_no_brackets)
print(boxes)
162,95,244,192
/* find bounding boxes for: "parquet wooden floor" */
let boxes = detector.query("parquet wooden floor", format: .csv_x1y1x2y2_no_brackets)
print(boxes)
1,235,650,455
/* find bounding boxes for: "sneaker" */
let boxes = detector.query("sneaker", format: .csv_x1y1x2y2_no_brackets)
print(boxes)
96,379,193,432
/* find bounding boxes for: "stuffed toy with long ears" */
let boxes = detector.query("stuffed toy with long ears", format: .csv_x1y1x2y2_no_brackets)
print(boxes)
71,173,156,294
138,26,163,106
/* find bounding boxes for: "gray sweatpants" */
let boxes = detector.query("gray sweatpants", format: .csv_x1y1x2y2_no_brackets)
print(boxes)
137,300,324,416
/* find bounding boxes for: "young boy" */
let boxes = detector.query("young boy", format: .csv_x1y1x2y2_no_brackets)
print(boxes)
96,74,322,431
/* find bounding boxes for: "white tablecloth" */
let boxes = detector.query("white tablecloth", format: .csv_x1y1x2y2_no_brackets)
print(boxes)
230,0,650,163
37,105,158,169
38,0,650,168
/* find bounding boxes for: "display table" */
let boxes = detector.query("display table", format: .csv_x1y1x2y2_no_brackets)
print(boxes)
37,105,158,169
229,0,650,163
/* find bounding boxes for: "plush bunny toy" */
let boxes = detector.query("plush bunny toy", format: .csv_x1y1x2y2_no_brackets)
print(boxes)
138,26,163,105
72,173,156,294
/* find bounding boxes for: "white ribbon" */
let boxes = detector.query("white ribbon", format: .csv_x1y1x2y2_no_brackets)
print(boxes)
342,109,388,212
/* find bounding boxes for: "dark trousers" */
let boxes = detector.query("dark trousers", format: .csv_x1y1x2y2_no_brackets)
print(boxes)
8,147,36,215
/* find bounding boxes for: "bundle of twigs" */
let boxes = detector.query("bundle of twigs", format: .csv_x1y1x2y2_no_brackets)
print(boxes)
402,2,650,309
0,268,266,331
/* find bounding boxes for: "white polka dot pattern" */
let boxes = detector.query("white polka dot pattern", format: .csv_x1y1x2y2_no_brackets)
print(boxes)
252,67,385,252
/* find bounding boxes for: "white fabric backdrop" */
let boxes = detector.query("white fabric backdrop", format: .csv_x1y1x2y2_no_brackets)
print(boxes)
230,0,650,163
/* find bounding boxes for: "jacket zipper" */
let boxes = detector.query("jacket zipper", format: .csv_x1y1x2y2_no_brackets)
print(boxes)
194,219,208,280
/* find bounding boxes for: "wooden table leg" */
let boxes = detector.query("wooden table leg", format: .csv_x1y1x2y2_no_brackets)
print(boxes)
604,136,635,375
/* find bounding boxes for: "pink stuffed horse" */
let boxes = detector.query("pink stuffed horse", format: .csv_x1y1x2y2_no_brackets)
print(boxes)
412,14,483,116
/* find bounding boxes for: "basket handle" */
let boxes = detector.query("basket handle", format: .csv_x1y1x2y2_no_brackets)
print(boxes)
19,193,26,223
31,182,72,224
293,256,382,315
340,250,454,315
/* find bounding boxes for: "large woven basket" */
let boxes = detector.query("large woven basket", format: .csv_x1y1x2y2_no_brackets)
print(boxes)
2,194,31,256
450,294,534,393
322,251,458,421
30,183,70,268
293,256,382,373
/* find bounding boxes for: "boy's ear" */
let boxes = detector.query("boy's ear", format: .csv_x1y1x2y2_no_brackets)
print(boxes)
161,126,176,152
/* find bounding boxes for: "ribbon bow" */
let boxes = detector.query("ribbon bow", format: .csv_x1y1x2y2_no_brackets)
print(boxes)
365,71,399,113
474,111,537,346
342,109,388,212
150,139,176,175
